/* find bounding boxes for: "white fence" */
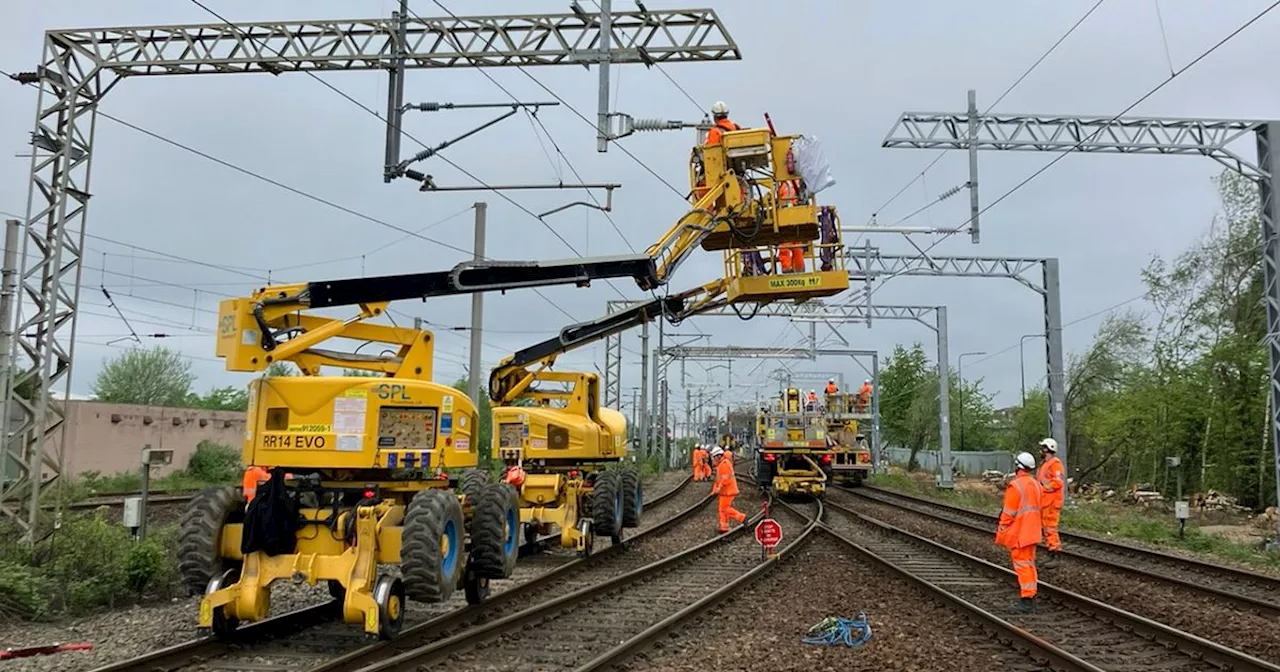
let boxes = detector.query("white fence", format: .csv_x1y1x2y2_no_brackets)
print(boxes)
882,446,1013,475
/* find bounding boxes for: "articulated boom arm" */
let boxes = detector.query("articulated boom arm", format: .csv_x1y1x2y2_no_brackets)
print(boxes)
489,295,686,404
216,255,659,376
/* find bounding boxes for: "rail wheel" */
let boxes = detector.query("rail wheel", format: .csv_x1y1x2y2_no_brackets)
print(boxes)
463,566,490,605
469,482,519,580
178,486,245,596
203,568,240,638
620,467,643,528
371,575,405,640
402,489,464,603
592,470,624,543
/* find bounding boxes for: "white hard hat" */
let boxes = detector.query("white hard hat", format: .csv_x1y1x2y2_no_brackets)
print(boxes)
711,101,729,116
1038,437,1058,453
1015,451,1036,471
828,378,835,383
710,446,725,459
864,379,871,384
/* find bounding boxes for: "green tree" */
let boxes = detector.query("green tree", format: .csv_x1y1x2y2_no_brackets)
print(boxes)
879,343,937,469
265,361,296,377
453,377,493,467
187,386,249,411
92,347,194,406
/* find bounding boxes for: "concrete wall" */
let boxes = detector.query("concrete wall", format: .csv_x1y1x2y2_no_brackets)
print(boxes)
883,445,1013,475
50,401,246,479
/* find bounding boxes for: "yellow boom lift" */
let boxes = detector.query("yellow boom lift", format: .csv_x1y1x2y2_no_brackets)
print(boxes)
181,255,663,640
489,120,852,553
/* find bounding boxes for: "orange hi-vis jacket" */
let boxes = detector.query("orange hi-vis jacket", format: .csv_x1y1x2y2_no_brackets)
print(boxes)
705,117,740,146
825,382,838,395
242,465,270,503
995,472,1042,549
777,180,798,205
711,457,739,497
1037,455,1065,509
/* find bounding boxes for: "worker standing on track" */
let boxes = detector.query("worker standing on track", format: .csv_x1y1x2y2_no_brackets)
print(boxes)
691,444,708,481
825,378,838,396
997,451,1043,613
709,446,746,533
1036,438,1065,568
242,465,270,505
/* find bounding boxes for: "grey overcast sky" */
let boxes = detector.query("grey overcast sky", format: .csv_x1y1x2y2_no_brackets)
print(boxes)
3,1,1277,420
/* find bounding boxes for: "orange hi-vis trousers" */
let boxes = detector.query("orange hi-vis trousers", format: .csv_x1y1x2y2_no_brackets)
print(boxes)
1011,545,1038,598
1042,505,1061,551
717,495,746,532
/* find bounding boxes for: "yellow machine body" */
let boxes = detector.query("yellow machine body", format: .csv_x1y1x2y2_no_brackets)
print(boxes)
493,371,625,465
243,375,479,476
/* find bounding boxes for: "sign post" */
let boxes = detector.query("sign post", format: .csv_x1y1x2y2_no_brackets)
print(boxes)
754,517,783,560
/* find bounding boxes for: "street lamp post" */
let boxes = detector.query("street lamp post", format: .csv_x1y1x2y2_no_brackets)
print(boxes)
1018,334,1044,407
957,351,986,452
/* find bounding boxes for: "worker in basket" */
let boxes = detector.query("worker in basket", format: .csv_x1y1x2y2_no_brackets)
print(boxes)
856,379,873,412
1036,438,1065,568
825,378,838,396
805,389,819,411
997,451,1043,613
693,101,750,205
709,446,746,533
776,179,805,274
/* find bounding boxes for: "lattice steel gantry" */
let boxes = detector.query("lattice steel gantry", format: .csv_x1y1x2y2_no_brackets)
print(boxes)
883,95,1277,531
1,7,740,538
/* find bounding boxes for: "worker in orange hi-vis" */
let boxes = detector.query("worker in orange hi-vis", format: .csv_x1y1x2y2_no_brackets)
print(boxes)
856,379,873,412
691,444,707,481
775,180,804,274
241,465,270,505
1036,437,1066,568
997,451,1044,613
704,101,740,146
709,446,746,533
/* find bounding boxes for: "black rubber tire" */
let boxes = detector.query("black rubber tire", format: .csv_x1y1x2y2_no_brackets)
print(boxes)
457,468,489,505
620,468,643,528
754,454,775,487
592,470,623,538
401,490,465,603
178,486,245,596
468,483,519,580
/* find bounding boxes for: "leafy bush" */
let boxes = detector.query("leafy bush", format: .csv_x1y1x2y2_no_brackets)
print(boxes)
41,511,133,613
186,440,242,484
0,560,53,620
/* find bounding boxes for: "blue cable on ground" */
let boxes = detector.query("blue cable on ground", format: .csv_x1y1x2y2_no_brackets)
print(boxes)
801,613,872,648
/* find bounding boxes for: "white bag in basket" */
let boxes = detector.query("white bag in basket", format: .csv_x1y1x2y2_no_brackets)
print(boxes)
791,135,836,196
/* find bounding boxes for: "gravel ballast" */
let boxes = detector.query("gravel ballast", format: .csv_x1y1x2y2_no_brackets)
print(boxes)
843,492,1280,663
626,533,1050,672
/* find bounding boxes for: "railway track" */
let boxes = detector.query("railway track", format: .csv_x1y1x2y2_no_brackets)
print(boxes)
89,473,705,672
854,485,1280,616
351,494,818,672
824,498,1280,672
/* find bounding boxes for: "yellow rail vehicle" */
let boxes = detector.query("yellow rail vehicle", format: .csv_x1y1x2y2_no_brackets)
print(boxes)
824,392,873,487
181,256,663,640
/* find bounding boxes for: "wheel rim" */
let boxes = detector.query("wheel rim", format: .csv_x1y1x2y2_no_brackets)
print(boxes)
503,507,518,556
634,482,643,517
387,593,401,621
441,519,460,577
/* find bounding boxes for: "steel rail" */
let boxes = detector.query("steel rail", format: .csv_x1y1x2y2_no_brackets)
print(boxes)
825,499,1280,672
843,485,1280,617
573,498,823,672
860,484,1280,613
90,473,696,672
350,483,777,672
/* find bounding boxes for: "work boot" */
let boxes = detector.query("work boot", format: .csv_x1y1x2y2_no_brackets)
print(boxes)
1041,551,1061,569
1009,597,1036,614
